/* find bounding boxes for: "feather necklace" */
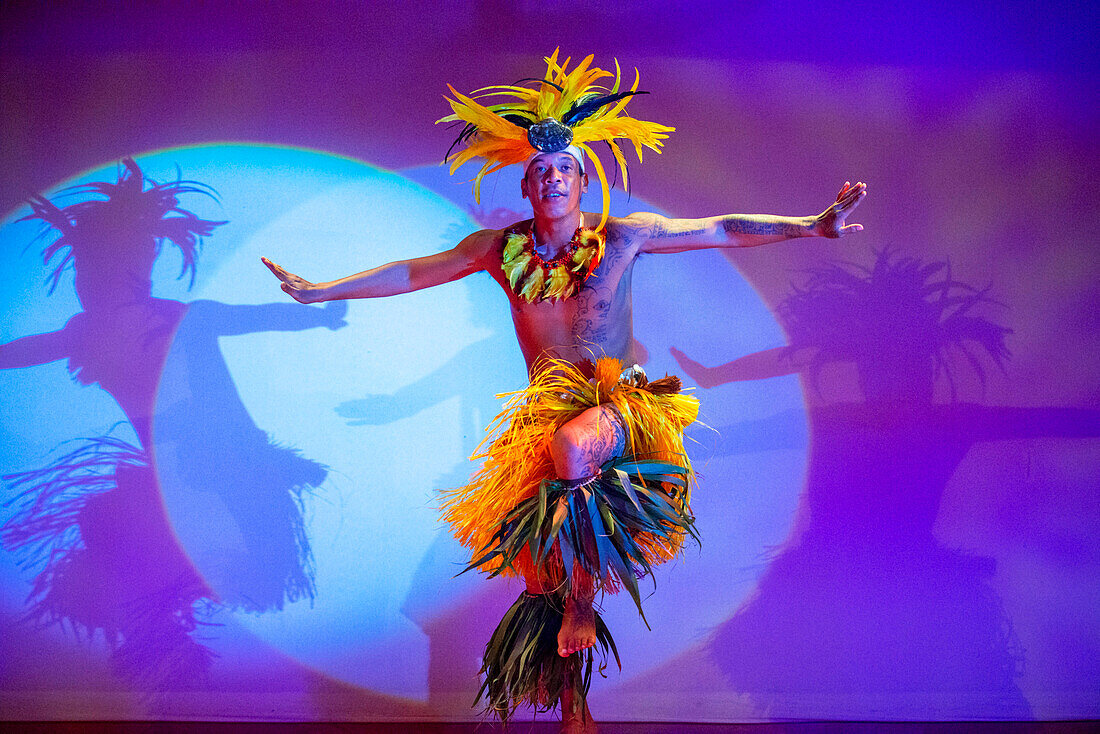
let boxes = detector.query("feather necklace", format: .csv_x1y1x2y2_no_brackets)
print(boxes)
500,223,605,302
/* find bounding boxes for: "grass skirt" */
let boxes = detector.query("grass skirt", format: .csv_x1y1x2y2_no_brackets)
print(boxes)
0,436,215,688
441,356,699,596
440,357,699,718
471,453,698,622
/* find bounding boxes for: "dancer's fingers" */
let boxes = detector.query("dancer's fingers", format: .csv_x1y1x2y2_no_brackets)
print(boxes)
262,257,291,283
838,184,866,210
836,181,867,208
843,189,867,211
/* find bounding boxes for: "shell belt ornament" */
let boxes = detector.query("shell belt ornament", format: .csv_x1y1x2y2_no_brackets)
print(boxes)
501,224,605,302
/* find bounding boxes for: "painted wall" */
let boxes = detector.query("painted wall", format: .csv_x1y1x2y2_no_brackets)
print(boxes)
1,1,1096,723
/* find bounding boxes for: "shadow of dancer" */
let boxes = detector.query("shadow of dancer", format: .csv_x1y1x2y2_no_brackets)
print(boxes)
338,331,523,710
669,250,1100,718
0,158,345,691
338,205,522,712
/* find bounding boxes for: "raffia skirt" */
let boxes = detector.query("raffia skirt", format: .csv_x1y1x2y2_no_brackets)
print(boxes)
439,356,700,719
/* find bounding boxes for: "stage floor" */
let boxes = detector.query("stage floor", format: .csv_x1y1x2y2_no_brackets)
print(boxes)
1,722,1095,734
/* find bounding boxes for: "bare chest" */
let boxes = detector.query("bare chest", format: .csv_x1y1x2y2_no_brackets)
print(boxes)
492,241,637,362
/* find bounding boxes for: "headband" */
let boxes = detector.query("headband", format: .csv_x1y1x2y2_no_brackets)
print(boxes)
524,145,585,175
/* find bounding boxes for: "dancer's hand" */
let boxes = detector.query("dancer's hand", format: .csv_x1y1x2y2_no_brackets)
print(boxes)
262,257,327,304
812,181,867,238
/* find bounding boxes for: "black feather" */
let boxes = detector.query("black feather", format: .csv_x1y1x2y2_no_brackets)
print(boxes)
562,90,648,126
512,77,565,94
500,113,534,129
601,140,624,195
444,122,480,163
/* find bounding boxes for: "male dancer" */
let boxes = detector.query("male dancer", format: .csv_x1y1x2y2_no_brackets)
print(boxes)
264,51,865,733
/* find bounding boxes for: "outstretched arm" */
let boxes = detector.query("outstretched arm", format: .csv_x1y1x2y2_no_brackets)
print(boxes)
635,181,867,254
262,229,496,304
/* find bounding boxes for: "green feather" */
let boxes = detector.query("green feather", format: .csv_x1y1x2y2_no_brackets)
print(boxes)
503,251,532,288
518,265,546,300
502,233,526,261
614,467,643,511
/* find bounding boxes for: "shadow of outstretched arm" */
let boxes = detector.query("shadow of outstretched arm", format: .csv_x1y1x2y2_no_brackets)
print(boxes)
670,345,816,388
336,336,496,426
189,299,347,336
0,327,73,370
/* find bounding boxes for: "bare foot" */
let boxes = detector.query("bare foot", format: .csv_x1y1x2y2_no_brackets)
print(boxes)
558,595,597,657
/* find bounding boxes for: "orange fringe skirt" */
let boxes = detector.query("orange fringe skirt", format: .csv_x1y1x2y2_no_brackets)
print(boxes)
440,356,699,586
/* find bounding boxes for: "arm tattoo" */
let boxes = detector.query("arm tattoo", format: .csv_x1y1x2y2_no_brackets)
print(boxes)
651,219,708,239
722,217,806,238
654,222,708,239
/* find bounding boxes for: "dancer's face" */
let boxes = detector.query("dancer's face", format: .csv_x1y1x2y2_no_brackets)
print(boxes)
521,152,588,220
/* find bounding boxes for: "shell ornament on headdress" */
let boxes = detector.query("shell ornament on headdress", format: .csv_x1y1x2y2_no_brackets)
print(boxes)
438,49,674,232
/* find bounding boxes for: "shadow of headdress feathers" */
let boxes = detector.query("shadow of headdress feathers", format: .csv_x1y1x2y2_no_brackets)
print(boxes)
19,157,227,293
779,248,1012,400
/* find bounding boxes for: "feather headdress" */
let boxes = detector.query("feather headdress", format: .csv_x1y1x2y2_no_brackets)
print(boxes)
438,49,674,232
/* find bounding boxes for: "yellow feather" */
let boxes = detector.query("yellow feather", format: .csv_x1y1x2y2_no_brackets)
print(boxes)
544,264,571,301
571,245,593,271
443,85,525,139
545,48,561,77
518,264,545,300
473,84,540,99
502,233,526,262
503,251,532,288
609,58,622,95
598,67,640,121
605,139,630,193
576,142,610,233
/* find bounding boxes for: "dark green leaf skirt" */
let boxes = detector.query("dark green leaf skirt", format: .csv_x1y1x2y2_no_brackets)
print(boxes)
467,453,698,624
478,589,619,721
471,453,698,719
